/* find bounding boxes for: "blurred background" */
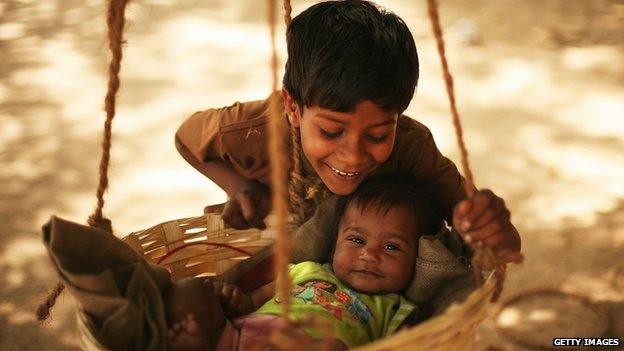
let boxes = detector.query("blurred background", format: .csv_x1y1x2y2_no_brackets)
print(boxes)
1,0,622,349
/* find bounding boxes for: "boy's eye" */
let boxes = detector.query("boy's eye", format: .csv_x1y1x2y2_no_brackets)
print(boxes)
319,128,343,139
366,134,389,143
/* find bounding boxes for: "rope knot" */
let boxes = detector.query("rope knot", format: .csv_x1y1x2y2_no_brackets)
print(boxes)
304,184,320,200
471,247,506,301
87,214,113,234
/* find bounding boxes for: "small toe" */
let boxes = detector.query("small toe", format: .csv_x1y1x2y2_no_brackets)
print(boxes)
184,314,203,335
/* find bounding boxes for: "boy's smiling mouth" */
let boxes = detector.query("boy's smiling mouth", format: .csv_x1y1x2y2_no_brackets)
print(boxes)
327,164,362,178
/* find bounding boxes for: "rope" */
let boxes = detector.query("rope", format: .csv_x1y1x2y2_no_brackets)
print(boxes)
37,0,130,321
283,0,292,27
426,0,474,198
288,127,308,224
283,0,301,224
88,0,129,233
35,282,65,321
426,0,505,300
288,126,329,225
268,0,292,320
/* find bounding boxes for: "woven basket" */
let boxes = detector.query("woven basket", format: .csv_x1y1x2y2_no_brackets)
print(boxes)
355,275,496,351
120,209,495,351
122,210,294,282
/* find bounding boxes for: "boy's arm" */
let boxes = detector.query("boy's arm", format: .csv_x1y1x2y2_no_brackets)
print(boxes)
393,119,468,222
175,135,249,196
394,119,522,260
175,135,271,229
174,95,277,229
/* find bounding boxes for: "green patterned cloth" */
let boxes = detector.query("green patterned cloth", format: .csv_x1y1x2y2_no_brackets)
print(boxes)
256,262,416,348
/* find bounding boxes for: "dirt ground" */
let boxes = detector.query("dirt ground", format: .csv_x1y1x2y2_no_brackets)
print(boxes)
1,0,623,350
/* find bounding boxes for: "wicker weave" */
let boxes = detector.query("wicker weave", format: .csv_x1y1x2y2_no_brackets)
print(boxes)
355,275,496,351
123,211,294,281
120,210,495,351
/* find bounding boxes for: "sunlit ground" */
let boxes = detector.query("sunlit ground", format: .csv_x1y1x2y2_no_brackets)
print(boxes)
1,0,623,350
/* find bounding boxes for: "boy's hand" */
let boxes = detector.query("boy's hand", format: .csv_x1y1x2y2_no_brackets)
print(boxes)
453,189,522,264
218,180,271,230
212,282,255,317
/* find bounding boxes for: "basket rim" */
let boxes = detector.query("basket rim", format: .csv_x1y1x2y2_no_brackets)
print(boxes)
353,273,498,351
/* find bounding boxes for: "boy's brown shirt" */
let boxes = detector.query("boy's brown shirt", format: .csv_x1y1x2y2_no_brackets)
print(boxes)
176,92,466,221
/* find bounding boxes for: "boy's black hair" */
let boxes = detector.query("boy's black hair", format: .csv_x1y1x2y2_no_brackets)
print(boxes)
283,0,419,114
340,173,444,237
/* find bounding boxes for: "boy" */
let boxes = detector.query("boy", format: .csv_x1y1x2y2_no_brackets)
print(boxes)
175,1,521,261
165,174,445,351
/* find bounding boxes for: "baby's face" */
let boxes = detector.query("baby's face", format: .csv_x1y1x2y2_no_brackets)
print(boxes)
332,201,419,294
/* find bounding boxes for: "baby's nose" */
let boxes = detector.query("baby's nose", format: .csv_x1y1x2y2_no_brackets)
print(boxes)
360,247,381,263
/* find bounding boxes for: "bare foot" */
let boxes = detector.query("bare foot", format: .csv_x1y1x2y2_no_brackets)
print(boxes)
164,278,227,351
167,313,214,350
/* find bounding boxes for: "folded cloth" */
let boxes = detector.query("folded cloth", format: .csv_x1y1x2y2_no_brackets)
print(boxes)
42,216,171,351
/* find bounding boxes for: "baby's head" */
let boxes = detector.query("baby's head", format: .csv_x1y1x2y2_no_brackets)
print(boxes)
283,1,419,195
332,174,443,294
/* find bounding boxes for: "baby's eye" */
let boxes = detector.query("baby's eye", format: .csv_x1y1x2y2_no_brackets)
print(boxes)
366,134,390,144
319,128,343,139
384,243,401,251
348,236,365,245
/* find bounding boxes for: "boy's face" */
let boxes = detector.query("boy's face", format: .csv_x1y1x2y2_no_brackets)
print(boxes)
284,91,398,195
332,201,419,294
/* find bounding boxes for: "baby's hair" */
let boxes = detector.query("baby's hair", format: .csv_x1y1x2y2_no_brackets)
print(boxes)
341,173,444,236
283,0,418,114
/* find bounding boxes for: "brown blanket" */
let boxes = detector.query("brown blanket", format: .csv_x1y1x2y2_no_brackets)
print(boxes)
43,216,171,351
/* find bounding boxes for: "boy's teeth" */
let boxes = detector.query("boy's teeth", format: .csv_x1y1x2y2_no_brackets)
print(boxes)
329,165,360,177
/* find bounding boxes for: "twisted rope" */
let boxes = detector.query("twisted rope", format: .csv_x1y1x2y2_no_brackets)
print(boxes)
268,0,292,320
426,0,474,198
283,0,292,27
282,0,310,226
288,126,330,225
35,282,64,322
86,0,129,235
426,0,505,300
37,0,129,321
288,127,308,224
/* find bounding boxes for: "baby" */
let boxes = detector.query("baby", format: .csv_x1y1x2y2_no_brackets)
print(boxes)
164,174,444,350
